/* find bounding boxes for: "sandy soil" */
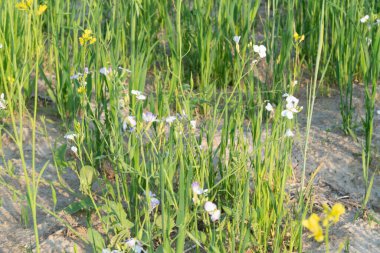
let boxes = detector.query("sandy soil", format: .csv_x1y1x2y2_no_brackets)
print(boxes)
1,85,380,252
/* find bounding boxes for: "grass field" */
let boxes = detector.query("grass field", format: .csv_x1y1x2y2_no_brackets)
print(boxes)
0,0,379,252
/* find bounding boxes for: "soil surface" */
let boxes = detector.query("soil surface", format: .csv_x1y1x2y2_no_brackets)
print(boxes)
1,85,380,252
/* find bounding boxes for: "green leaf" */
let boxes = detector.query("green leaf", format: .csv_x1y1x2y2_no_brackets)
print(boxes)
88,227,105,252
79,165,98,194
63,196,94,214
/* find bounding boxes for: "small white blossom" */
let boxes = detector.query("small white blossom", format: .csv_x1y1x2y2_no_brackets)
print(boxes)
142,112,157,123
285,129,294,137
136,94,146,100
190,120,196,130
118,66,132,73
125,238,145,253
360,15,369,23
70,73,82,80
127,116,137,127
204,201,217,213
233,35,241,44
0,93,6,110
165,116,177,124
191,182,204,195
70,146,78,154
253,44,267,58
281,110,294,119
265,102,273,112
99,67,111,75
64,133,77,141
282,93,289,97
131,90,142,96
366,37,372,45
286,95,299,107
210,209,221,222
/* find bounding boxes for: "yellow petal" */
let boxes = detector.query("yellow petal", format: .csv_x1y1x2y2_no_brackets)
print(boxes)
37,4,47,15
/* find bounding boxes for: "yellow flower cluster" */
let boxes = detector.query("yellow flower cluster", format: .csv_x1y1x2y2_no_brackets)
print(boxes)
302,203,345,242
293,32,305,43
77,86,86,95
16,1,47,16
302,213,324,242
79,29,96,46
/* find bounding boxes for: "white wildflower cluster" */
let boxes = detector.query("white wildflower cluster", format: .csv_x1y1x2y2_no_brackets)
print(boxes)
204,201,221,222
360,15,369,23
253,44,267,58
281,94,302,120
122,109,196,133
281,93,302,138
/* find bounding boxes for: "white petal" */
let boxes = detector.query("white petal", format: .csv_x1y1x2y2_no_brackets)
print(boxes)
210,209,221,221
204,201,217,213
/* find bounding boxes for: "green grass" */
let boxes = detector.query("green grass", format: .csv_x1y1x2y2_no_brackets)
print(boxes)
0,0,379,252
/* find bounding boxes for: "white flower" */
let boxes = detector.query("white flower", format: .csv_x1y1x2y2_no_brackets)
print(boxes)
376,19,380,25
131,90,142,96
285,129,294,137
70,73,82,80
99,67,110,75
360,15,369,23
204,201,217,213
286,95,299,107
150,197,160,210
125,238,145,253
281,95,302,119
281,110,294,119
136,94,146,100
190,120,196,130
265,102,273,112
210,209,221,222
102,249,111,253
282,93,289,97
366,37,372,45
64,133,77,141
123,116,136,131
191,182,204,195
118,66,132,73
70,146,78,154
165,116,177,124
377,110,380,115
127,116,137,127
233,35,241,44
253,45,267,58
142,112,157,123
0,93,6,110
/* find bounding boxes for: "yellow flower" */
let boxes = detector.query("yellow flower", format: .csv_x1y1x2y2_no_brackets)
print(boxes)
293,32,305,42
302,213,324,242
79,29,96,46
323,203,345,226
7,76,15,84
16,0,32,11
77,86,86,95
36,4,47,15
